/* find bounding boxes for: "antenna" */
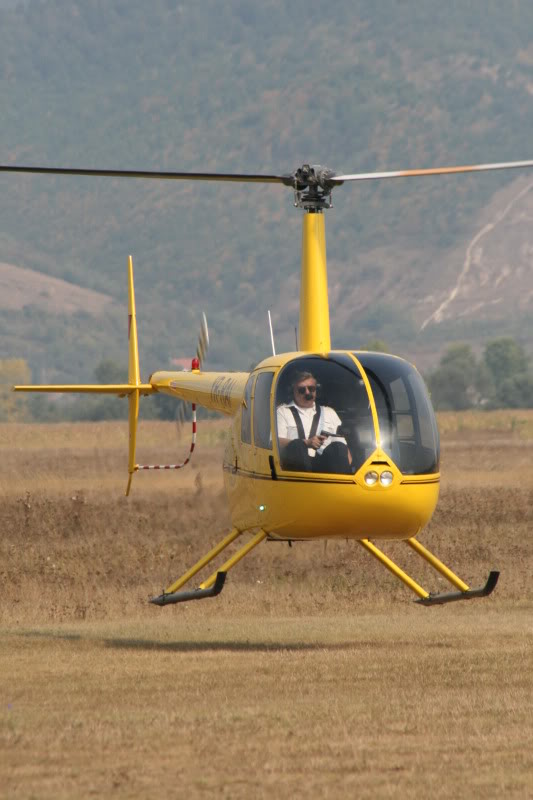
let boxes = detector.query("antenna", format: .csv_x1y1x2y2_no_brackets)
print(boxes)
267,310,276,356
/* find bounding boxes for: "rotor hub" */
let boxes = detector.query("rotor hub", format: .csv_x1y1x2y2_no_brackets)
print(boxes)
291,164,339,211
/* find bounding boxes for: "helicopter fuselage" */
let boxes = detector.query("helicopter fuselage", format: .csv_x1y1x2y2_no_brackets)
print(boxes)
223,459,439,541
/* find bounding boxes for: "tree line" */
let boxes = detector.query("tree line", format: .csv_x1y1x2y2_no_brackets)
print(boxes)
426,338,532,410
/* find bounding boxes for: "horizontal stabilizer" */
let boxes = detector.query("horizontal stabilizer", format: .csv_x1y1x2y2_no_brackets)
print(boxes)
13,384,154,395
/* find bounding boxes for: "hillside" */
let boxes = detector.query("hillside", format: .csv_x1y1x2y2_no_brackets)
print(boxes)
0,262,113,315
0,1,532,380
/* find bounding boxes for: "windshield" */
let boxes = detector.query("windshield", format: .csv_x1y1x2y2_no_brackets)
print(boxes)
355,353,440,475
275,354,376,474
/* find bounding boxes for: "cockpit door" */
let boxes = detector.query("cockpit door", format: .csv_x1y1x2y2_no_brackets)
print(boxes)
253,372,275,451
273,354,376,478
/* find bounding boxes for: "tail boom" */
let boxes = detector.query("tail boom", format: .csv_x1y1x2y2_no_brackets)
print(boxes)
149,370,249,416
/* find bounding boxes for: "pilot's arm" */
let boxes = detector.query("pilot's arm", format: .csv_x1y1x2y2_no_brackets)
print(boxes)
319,407,352,464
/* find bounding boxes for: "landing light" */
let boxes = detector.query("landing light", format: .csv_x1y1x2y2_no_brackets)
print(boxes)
364,471,379,486
380,470,394,487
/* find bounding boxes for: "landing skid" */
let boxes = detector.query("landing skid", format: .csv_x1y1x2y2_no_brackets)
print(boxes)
149,528,266,607
150,527,499,608
360,536,499,606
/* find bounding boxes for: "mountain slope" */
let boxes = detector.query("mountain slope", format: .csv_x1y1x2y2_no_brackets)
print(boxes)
0,0,532,379
0,262,113,314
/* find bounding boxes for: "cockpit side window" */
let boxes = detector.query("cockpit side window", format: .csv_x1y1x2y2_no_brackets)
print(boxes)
241,375,254,445
253,372,274,449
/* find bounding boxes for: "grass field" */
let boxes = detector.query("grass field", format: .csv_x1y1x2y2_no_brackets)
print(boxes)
1,412,533,798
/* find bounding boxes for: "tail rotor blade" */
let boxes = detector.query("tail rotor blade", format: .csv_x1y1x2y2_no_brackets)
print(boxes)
196,312,209,368
174,398,187,438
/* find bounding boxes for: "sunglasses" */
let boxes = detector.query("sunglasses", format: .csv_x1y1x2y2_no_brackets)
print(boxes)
296,385,317,395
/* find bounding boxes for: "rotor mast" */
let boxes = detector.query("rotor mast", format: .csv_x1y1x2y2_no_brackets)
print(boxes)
299,211,330,351
293,165,338,352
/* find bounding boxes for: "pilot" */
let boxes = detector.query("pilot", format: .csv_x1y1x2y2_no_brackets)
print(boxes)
277,370,351,473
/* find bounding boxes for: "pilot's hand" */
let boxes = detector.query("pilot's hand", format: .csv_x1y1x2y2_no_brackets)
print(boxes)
305,434,326,450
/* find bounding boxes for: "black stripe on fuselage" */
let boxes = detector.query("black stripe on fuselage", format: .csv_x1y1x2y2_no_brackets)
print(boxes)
223,463,440,486
222,463,352,485
400,477,441,485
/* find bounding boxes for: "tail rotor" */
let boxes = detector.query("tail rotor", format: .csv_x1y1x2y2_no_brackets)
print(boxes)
129,309,210,491
173,312,209,437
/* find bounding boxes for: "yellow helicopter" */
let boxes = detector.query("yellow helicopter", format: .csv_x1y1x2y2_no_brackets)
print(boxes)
6,157,533,607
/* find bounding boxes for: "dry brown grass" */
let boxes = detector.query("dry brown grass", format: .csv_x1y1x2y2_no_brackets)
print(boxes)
1,414,533,798
437,408,533,437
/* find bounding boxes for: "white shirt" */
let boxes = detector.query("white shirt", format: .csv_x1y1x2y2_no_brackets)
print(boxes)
277,402,343,457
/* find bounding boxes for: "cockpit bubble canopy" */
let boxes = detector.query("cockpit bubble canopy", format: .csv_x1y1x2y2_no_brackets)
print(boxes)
274,353,439,476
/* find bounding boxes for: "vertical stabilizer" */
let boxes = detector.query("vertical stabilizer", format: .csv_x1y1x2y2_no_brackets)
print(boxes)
126,255,141,495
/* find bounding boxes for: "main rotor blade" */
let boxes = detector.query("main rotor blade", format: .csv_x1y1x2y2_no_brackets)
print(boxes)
0,164,291,184
3,159,533,189
333,159,533,183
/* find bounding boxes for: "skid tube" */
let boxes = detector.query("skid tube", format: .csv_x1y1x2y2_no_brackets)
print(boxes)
359,537,499,607
151,570,227,606
150,528,267,606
